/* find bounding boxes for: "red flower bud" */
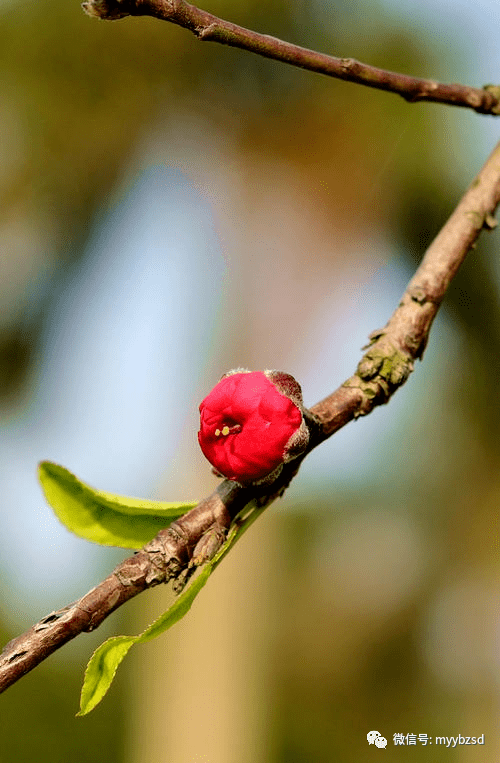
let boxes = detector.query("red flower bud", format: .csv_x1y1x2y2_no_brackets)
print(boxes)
198,369,310,484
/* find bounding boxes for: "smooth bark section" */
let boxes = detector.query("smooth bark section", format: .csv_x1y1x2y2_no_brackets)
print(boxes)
82,0,500,115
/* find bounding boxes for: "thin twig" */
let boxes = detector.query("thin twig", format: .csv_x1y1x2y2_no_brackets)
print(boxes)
81,0,500,115
1,140,500,694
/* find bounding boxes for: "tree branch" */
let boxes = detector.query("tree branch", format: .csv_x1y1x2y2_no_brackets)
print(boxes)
81,0,500,116
1,139,500,695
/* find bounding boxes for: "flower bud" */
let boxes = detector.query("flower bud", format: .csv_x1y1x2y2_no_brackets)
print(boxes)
198,369,310,485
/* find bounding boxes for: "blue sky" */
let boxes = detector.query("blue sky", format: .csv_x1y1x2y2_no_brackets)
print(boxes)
0,0,497,624
0,164,226,622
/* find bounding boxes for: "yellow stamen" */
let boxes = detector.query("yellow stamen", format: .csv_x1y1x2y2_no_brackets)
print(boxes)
215,429,221,436
221,426,230,436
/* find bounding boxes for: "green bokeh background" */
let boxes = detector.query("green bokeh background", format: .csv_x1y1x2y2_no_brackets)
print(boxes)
0,0,498,761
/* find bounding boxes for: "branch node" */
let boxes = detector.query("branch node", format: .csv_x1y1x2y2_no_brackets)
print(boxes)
483,213,498,230
482,84,500,115
190,522,228,566
408,286,428,305
198,22,218,40
82,0,132,20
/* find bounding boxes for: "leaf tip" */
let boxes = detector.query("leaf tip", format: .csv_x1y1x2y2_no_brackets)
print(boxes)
37,460,68,483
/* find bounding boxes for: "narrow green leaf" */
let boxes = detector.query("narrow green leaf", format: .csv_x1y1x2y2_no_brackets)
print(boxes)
78,504,265,715
38,461,197,548
78,636,137,716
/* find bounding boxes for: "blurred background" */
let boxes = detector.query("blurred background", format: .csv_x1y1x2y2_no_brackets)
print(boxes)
0,0,498,760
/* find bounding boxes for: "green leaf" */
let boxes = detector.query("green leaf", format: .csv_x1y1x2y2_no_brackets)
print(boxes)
38,461,197,549
77,503,264,715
